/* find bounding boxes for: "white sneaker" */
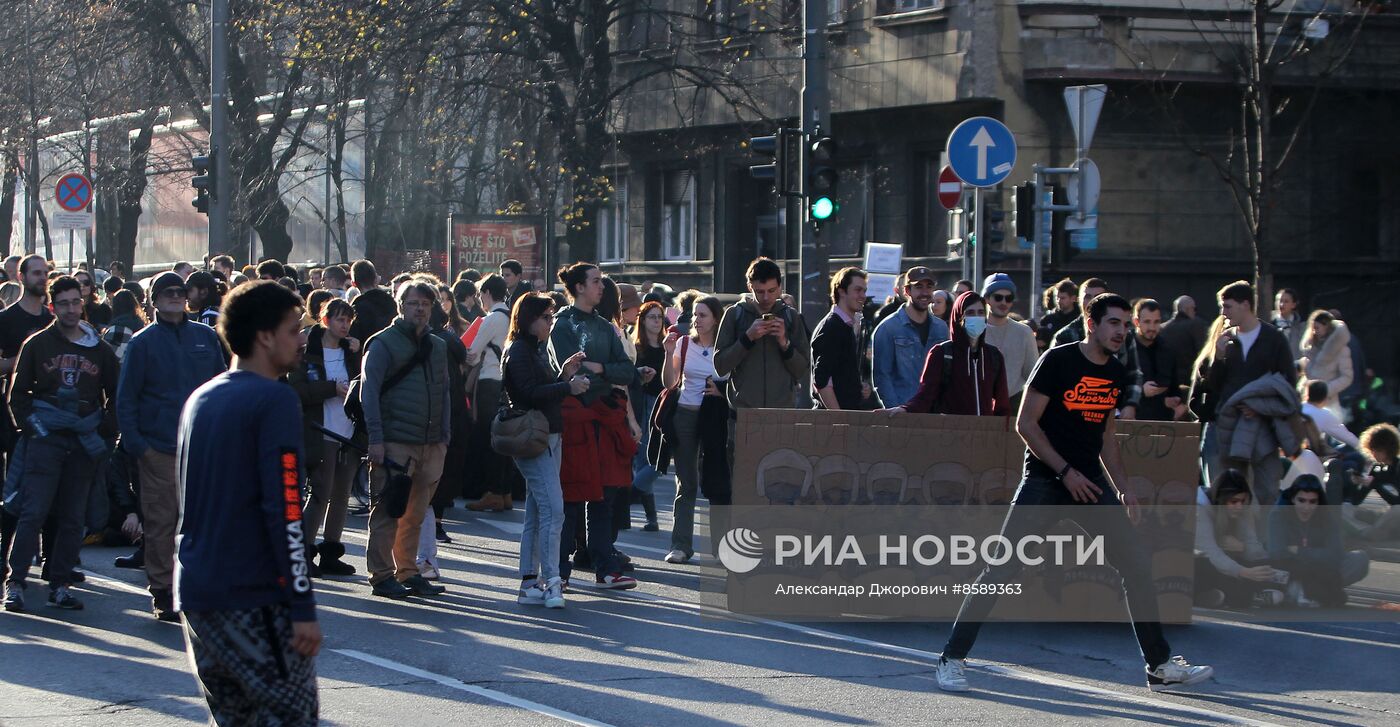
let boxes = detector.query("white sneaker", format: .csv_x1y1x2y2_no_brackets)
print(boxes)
936,656,969,692
417,559,440,581
544,578,565,609
664,549,690,564
518,581,546,606
1147,655,1214,691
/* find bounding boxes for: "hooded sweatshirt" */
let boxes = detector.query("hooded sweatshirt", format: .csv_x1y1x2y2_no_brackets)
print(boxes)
713,294,811,411
902,292,1010,417
9,320,119,427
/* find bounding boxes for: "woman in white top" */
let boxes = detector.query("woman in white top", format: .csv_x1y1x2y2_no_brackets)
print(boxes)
661,296,731,563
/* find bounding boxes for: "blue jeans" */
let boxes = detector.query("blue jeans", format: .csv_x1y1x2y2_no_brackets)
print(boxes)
632,393,659,494
516,434,564,581
941,474,1171,669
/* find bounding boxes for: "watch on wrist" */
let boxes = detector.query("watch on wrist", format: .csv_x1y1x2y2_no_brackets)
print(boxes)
1057,463,1072,480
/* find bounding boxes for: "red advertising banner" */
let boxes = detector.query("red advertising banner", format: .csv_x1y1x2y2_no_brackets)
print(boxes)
451,217,544,284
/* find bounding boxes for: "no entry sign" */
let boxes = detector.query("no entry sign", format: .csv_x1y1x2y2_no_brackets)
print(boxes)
937,166,963,210
55,173,92,213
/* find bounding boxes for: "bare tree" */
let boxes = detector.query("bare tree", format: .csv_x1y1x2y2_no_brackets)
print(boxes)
1122,0,1377,304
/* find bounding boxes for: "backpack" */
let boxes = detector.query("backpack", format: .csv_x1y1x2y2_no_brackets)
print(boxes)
343,333,433,427
463,310,507,421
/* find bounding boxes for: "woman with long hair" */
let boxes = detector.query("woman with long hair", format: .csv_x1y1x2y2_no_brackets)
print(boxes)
505,295,590,609
1298,309,1352,417
630,301,666,531
1194,469,1282,609
74,269,110,327
101,289,147,362
661,295,732,563
439,283,469,336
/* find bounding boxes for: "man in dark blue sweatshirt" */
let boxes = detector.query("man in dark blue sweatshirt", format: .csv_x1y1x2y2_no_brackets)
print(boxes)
117,270,226,621
176,280,320,725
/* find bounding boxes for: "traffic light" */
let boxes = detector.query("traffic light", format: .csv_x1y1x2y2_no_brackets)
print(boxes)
192,153,214,215
749,134,782,186
749,128,800,197
1049,183,1076,264
1012,181,1037,244
984,196,1005,247
807,135,839,221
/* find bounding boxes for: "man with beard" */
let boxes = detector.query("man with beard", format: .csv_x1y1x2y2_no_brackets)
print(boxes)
3,276,119,612
872,267,948,409
0,255,56,584
936,293,1213,693
1132,299,1181,421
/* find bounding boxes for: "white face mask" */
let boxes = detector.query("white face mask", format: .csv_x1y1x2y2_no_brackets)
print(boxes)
962,316,987,339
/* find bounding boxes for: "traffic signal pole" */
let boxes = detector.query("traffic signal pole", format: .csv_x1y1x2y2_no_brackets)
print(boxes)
209,0,230,257
799,0,830,327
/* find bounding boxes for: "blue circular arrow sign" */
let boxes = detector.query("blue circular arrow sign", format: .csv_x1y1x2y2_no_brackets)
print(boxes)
946,117,1017,188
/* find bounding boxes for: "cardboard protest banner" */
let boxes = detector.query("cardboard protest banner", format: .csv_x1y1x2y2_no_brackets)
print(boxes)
719,410,1199,623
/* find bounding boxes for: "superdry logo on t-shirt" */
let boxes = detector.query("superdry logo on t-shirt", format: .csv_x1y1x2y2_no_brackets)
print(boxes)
1062,376,1120,424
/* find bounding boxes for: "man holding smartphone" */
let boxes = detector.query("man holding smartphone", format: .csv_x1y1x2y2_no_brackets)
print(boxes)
714,258,811,441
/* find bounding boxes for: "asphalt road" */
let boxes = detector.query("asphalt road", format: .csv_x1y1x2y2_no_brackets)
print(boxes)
2,475,1398,727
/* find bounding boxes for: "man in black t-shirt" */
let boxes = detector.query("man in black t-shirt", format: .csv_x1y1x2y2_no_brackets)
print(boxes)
0,255,57,584
936,293,1214,694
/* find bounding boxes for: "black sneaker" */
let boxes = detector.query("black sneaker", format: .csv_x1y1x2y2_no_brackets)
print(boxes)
319,556,357,577
3,583,24,612
48,586,83,610
114,549,145,570
401,574,446,597
435,522,452,543
372,579,412,599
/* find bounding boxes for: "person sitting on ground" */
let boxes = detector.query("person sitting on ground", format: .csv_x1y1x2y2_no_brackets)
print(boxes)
1301,380,1359,451
1267,475,1369,608
1338,423,1400,541
1194,469,1285,609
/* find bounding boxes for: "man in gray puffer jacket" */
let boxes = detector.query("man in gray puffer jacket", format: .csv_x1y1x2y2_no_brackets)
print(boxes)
362,278,452,600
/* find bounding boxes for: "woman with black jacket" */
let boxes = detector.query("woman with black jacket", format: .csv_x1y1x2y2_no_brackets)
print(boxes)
503,293,588,608
289,299,362,577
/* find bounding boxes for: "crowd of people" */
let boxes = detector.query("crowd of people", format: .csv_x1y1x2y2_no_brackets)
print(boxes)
0,247,1394,717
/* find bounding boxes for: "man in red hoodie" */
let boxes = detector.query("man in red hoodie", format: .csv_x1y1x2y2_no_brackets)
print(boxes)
885,291,1010,417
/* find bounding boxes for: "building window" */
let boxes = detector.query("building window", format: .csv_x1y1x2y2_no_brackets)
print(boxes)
702,0,751,38
598,177,628,263
661,169,695,261
877,0,942,14
621,0,670,51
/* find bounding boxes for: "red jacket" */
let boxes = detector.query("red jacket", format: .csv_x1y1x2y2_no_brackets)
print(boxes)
903,291,1012,417
560,392,637,503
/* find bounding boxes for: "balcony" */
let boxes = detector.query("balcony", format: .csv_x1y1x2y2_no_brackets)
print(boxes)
1017,0,1400,89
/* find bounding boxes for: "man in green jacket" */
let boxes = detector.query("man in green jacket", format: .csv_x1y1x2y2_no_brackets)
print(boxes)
714,257,811,447
362,278,451,599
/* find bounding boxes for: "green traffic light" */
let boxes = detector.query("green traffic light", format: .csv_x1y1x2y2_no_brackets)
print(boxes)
811,196,837,220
